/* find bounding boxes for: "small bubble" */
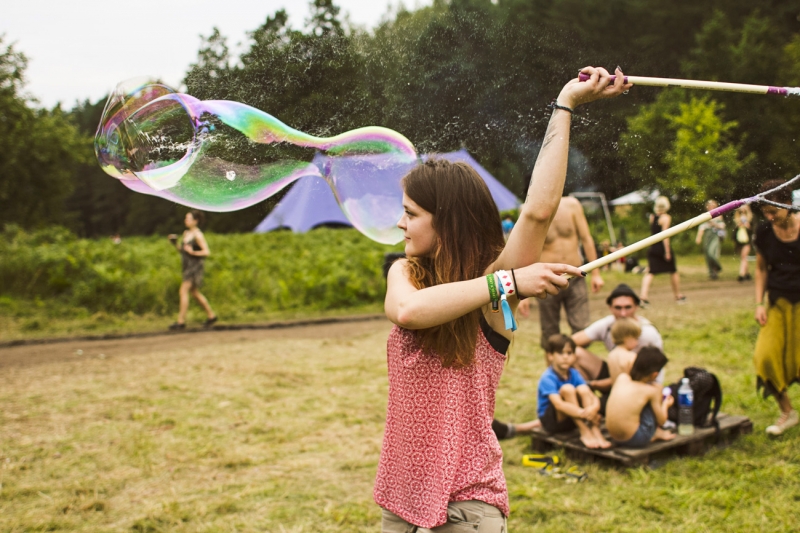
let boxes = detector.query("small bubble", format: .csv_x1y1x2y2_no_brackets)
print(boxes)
225,170,236,181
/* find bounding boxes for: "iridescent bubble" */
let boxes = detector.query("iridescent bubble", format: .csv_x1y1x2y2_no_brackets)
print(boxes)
95,78,417,244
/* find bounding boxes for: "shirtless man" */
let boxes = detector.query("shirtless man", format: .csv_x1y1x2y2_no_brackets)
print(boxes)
520,196,604,349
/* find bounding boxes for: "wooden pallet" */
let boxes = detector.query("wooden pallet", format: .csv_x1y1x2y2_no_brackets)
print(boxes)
530,413,752,467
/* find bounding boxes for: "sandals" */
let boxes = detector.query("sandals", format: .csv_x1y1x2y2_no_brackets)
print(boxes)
204,316,218,328
522,454,560,470
522,455,588,482
168,322,186,330
675,295,687,305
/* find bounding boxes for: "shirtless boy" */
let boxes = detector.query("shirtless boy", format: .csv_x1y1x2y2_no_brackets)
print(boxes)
606,347,676,448
535,334,610,449
591,317,641,394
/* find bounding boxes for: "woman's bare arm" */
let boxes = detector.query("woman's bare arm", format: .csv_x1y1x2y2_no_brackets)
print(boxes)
385,259,584,329
755,252,768,326
660,214,672,257
490,67,631,274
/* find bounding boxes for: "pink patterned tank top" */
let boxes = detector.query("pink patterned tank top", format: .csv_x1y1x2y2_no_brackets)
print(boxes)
373,324,509,528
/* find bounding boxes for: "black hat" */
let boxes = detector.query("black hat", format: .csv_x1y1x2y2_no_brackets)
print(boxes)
606,284,641,306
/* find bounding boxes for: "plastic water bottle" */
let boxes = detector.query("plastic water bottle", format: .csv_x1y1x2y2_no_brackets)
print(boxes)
678,378,695,436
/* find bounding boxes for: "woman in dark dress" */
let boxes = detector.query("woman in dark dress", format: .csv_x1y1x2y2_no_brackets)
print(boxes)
640,196,685,307
753,179,800,436
167,211,217,329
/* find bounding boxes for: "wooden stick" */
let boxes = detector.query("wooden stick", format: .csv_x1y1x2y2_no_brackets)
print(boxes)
577,73,800,97
567,211,713,278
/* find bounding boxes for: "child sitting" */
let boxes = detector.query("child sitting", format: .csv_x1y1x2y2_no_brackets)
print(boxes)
606,347,676,448
536,334,610,449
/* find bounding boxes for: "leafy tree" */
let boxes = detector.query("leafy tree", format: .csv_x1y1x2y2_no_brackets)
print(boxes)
0,37,89,229
621,91,753,208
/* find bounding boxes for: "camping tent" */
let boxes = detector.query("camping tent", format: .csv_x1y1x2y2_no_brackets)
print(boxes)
609,189,660,206
254,149,521,235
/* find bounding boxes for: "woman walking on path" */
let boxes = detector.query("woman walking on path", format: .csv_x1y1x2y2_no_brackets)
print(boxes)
696,199,726,280
377,67,629,532
734,204,753,282
640,196,685,307
168,211,217,330
753,179,800,436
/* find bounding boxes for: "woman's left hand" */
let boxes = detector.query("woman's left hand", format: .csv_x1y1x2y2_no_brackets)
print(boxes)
514,263,585,299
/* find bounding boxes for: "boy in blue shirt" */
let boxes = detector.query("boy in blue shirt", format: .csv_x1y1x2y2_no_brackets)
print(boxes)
538,334,610,449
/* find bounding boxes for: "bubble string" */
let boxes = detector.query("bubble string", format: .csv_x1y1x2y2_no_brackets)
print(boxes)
577,72,800,97
563,174,800,279
95,79,417,244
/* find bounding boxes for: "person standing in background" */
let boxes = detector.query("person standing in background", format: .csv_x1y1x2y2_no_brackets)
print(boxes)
168,210,217,330
696,199,726,280
735,204,753,282
518,196,604,348
753,180,800,436
640,196,685,307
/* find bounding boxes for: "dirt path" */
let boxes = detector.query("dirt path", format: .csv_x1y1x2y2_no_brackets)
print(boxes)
0,278,754,369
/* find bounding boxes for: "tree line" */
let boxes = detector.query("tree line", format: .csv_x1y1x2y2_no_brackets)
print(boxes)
2,0,799,237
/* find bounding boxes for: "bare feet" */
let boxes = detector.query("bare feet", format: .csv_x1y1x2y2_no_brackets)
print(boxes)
515,419,542,434
652,427,676,442
579,428,600,449
591,426,612,448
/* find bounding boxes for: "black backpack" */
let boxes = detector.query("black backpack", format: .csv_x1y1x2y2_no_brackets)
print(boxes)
667,367,723,429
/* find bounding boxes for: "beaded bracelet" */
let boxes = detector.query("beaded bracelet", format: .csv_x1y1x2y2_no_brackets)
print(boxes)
486,274,500,312
550,100,574,114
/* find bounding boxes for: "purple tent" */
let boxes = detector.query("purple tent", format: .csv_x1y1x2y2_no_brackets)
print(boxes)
253,149,521,236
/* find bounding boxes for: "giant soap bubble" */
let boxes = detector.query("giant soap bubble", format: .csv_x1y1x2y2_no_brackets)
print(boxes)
95,78,418,244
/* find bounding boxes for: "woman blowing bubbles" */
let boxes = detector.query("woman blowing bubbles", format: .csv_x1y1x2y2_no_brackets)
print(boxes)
376,67,630,532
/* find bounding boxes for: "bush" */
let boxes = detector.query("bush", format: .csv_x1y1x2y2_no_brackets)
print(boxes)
0,225,401,316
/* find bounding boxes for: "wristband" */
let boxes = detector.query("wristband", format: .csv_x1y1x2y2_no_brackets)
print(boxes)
496,270,516,297
495,271,518,332
486,274,500,312
550,100,574,114
510,269,526,300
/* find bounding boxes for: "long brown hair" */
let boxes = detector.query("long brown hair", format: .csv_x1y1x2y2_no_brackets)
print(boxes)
402,158,505,368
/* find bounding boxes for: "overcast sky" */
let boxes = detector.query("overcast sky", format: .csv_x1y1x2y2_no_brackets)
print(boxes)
2,0,432,108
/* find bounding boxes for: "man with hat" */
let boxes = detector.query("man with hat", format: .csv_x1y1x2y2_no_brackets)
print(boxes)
571,283,664,389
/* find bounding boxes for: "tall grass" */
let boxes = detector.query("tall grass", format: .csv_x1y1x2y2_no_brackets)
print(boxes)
0,225,400,318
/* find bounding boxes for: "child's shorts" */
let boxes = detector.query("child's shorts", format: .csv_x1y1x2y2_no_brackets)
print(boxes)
615,404,656,448
541,403,577,434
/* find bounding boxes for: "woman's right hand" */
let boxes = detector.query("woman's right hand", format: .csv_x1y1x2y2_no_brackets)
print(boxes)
558,66,633,109
514,263,585,299
168,234,178,241
755,305,768,327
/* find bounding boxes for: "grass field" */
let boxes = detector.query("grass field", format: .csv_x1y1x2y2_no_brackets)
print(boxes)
2,256,799,532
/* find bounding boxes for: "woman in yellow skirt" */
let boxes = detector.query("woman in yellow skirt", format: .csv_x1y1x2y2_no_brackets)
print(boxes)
753,179,800,436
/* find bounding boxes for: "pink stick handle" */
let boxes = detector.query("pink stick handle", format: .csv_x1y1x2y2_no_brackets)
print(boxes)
578,73,628,83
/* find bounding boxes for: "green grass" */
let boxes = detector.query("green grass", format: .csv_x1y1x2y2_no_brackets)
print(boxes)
1,258,797,531
0,225,400,341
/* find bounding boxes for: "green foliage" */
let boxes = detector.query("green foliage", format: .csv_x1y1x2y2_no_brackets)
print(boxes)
664,97,754,203
621,91,753,208
0,226,399,317
3,0,799,237
0,37,90,229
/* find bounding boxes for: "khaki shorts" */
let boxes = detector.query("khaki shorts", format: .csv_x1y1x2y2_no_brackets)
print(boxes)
381,500,507,532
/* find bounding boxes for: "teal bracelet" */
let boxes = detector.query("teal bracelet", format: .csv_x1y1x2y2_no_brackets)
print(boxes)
486,274,500,312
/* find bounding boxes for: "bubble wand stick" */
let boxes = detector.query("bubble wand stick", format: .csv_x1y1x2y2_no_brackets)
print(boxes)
577,73,800,97
567,175,800,276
